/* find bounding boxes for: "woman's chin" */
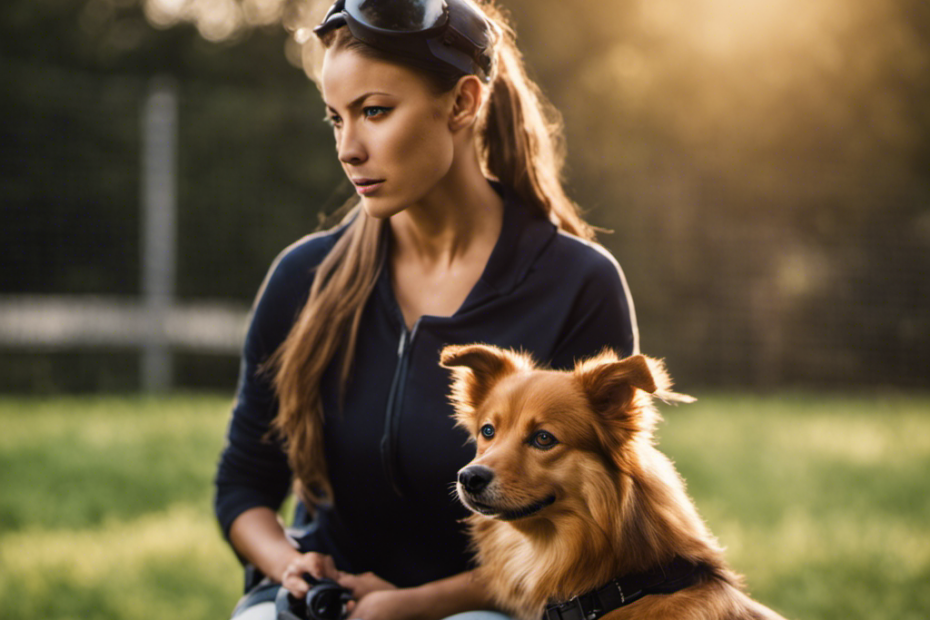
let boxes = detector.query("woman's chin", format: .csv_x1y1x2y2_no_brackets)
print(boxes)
359,196,407,220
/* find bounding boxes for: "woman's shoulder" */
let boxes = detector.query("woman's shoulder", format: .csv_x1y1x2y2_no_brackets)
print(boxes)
540,228,628,285
257,219,354,293
243,224,348,360
269,225,346,278
250,223,347,314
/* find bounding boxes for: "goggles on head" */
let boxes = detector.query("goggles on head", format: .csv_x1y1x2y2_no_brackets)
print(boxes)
313,0,496,83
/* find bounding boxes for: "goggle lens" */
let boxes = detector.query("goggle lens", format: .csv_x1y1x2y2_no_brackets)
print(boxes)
346,0,447,34
314,0,493,82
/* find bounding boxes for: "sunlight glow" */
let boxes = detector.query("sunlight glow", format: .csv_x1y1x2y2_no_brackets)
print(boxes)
242,0,286,27
642,0,833,59
143,0,191,29
192,0,242,41
143,0,288,40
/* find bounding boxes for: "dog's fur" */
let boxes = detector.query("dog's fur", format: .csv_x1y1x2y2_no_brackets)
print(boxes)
441,344,787,620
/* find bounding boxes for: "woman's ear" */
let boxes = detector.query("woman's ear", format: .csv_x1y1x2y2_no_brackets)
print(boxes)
449,75,484,131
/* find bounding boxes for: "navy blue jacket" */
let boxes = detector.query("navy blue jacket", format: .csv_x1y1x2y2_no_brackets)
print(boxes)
214,186,638,588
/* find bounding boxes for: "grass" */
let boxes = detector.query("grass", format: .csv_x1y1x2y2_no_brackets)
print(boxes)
658,392,930,619
0,396,241,620
1,392,928,619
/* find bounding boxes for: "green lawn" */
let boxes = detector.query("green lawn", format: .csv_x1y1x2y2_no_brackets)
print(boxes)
1,393,928,620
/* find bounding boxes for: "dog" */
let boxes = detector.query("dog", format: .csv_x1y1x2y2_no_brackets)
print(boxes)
441,344,787,620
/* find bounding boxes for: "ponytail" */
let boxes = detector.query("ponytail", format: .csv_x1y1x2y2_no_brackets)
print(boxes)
478,3,595,241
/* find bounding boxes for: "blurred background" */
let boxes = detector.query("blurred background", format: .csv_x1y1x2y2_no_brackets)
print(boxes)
2,0,928,392
1,1,929,619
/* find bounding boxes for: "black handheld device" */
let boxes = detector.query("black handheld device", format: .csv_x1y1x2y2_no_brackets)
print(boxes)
275,573,353,620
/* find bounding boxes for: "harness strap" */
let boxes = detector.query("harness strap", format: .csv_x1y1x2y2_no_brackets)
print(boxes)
543,557,705,620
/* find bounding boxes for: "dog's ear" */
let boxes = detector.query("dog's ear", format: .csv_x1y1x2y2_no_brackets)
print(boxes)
578,353,695,420
440,344,527,414
577,354,658,417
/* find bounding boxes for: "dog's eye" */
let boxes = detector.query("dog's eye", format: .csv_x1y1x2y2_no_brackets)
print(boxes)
531,431,558,450
480,424,495,439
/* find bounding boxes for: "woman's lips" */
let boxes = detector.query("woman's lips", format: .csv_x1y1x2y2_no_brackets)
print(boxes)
352,178,385,195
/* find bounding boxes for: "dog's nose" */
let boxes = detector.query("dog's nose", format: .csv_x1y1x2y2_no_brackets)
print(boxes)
458,465,494,494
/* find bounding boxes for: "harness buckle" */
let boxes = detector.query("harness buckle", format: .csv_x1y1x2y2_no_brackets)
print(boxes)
546,596,593,620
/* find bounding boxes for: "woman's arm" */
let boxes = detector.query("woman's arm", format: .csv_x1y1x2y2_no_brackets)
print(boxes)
215,237,334,549
228,506,302,584
339,569,497,620
230,526,498,620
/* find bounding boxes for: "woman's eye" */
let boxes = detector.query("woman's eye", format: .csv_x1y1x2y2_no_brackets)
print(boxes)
531,431,558,450
480,424,495,439
363,106,390,119
324,114,341,128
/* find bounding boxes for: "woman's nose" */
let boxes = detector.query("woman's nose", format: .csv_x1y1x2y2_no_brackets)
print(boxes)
337,125,366,165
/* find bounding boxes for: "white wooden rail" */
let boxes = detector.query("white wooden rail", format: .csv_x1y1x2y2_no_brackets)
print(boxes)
0,296,249,354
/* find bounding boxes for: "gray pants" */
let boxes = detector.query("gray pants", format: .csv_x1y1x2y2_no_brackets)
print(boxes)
234,601,511,620
230,579,513,620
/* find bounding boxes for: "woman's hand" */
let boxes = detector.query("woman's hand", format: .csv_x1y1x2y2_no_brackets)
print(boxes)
281,551,343,599
338,569,495,620
338,571,397,601
343,588,423,620
285,563,492,620
284,558,411,619
337,571,424,620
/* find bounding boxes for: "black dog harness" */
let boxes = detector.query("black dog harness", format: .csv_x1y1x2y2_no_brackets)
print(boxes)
543,557,705,620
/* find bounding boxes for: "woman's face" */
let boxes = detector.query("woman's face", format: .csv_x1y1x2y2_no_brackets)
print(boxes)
321,46,457,219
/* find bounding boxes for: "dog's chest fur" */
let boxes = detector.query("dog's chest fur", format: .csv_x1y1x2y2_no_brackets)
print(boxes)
470,515,617,620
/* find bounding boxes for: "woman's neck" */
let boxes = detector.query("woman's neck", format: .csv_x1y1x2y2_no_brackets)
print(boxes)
389,171,504,268
385,161,505,329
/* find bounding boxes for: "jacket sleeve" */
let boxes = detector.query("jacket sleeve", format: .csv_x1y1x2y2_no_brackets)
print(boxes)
213,238,325,541
549,243,639,370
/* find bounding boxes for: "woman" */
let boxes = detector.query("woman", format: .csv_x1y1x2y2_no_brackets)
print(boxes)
214,1,639,619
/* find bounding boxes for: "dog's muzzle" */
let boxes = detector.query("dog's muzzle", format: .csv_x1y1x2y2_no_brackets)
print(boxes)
458,465,494,494
457,464,556,521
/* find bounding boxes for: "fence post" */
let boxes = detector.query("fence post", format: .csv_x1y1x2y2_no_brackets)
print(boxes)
140,76,178,392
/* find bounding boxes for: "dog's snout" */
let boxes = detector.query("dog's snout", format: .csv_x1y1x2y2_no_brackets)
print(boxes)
458,465,494,494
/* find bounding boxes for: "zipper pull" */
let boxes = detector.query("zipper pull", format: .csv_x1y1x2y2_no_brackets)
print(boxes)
396,328,407,357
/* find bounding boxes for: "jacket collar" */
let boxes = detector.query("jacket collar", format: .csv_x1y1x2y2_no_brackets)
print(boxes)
458,182,556,312
377,182,557,320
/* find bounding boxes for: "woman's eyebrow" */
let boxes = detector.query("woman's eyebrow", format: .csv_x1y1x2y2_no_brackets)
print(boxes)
324,91,393,112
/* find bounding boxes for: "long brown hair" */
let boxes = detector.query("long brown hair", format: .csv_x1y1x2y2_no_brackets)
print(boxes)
271,0,596,509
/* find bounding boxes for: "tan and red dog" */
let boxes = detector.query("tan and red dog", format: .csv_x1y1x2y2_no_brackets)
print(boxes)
441,344,787,620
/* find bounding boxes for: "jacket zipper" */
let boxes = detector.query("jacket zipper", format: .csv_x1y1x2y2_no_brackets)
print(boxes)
381,320,419,497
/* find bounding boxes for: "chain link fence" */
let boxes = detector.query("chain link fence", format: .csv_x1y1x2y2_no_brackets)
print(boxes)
2,59,928,392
